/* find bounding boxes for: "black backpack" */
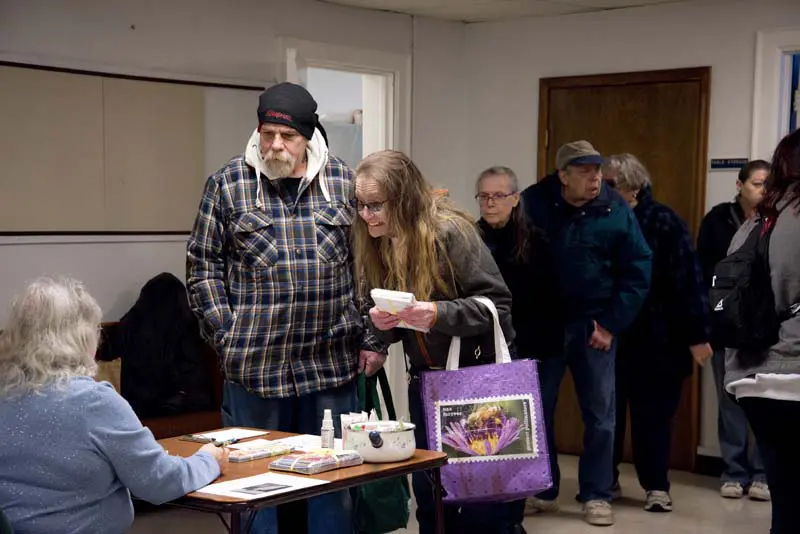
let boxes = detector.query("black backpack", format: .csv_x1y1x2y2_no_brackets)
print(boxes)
709,209,795,366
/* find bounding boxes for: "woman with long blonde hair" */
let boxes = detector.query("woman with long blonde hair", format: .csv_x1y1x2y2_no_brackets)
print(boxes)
353,150,525,534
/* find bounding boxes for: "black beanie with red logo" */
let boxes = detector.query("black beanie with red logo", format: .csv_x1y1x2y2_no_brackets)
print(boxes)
257,82,319,140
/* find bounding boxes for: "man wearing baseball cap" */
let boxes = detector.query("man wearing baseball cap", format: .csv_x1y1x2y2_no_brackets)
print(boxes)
187,83,387,533
520,140,652,526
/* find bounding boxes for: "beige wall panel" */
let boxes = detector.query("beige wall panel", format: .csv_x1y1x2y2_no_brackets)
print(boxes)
0,66,105,231
103,78,205,231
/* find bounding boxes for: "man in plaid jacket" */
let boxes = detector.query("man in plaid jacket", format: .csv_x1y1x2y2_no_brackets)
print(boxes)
187,83,385,534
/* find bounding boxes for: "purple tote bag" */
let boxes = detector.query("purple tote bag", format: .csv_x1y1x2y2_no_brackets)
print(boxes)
419,296,552,504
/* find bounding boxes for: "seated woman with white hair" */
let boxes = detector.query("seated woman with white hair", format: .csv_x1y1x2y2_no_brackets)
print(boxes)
0,277,227,534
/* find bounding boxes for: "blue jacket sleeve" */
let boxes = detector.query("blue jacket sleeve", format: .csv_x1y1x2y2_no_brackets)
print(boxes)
597,207,653,334
86,383,220,505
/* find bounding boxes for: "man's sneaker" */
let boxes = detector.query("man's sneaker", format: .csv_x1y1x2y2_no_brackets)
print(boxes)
748,482,771,501
583,500,615,526
611,481,622,500
524,496,559,515
644,491,673,512
720,481,745,498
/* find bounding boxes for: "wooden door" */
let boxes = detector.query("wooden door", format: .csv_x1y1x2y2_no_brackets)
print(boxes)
537,67,711,471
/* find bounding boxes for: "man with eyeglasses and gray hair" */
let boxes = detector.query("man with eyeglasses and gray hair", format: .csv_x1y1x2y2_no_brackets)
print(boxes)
186,83,387,534
520,141,652,527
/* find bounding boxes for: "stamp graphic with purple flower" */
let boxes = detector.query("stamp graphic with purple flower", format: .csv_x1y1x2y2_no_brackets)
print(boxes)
435,394,538,463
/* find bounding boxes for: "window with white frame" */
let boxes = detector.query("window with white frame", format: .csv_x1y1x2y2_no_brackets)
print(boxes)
752,29,800,160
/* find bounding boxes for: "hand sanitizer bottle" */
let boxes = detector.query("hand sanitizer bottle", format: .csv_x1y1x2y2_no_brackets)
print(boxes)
321,409,335,449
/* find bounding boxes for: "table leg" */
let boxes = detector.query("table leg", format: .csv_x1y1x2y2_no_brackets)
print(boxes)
433,467,444,534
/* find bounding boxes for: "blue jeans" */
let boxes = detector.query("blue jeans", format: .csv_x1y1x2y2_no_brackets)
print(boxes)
221,380,357,534
408,375,526,534
536,321,616,503
710,349,766,485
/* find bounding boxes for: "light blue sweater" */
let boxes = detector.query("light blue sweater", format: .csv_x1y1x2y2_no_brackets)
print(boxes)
0,377,220,534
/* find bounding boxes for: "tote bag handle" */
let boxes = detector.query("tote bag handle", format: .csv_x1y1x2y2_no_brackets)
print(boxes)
445,296,512,371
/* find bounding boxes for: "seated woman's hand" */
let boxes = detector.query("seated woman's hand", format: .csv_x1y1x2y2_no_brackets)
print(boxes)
396,301,437,330
199,443,230,475
369,306,401,331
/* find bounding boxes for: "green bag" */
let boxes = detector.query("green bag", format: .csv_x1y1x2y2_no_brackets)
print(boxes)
0,506,13,534
354,369,411,534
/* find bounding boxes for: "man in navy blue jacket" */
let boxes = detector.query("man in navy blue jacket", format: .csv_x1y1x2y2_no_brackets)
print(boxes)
521,141,652,527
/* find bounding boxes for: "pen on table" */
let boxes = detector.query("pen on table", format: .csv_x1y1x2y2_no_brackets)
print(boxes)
214,438,240,447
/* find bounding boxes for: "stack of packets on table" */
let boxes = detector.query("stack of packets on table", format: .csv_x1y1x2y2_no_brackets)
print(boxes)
227,439,293,463
269,449,363,475
370,288,430,333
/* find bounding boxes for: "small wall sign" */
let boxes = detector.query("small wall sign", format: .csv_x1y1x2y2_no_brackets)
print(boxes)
710,158,749,171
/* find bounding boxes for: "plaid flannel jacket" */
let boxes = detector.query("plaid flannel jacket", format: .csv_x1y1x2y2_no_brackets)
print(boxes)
187,154,384,398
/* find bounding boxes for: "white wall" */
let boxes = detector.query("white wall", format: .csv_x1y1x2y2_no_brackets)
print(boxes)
463,0,800,456
204,88,263,177
411,17,471,210
0,236,187,324
464,0,800,202
0,0,416,322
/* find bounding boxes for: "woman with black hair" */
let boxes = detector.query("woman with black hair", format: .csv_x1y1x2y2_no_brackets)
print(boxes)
725,129,800,534
697,159,770,500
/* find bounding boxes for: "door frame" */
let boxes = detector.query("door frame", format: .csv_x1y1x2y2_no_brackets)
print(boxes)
537,67,711,237
536,67,712,472
277,37,412,155
751,26,800,161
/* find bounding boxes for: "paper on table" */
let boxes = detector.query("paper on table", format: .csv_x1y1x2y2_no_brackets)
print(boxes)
195,471,328,501
197,428,269,441
370,288,430,333
271,434,343,452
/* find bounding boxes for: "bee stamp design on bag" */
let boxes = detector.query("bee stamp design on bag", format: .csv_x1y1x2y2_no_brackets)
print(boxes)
435,393,538,464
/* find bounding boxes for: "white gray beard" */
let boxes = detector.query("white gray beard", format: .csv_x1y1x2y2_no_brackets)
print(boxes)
260,151,297,180
264,158,295,180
